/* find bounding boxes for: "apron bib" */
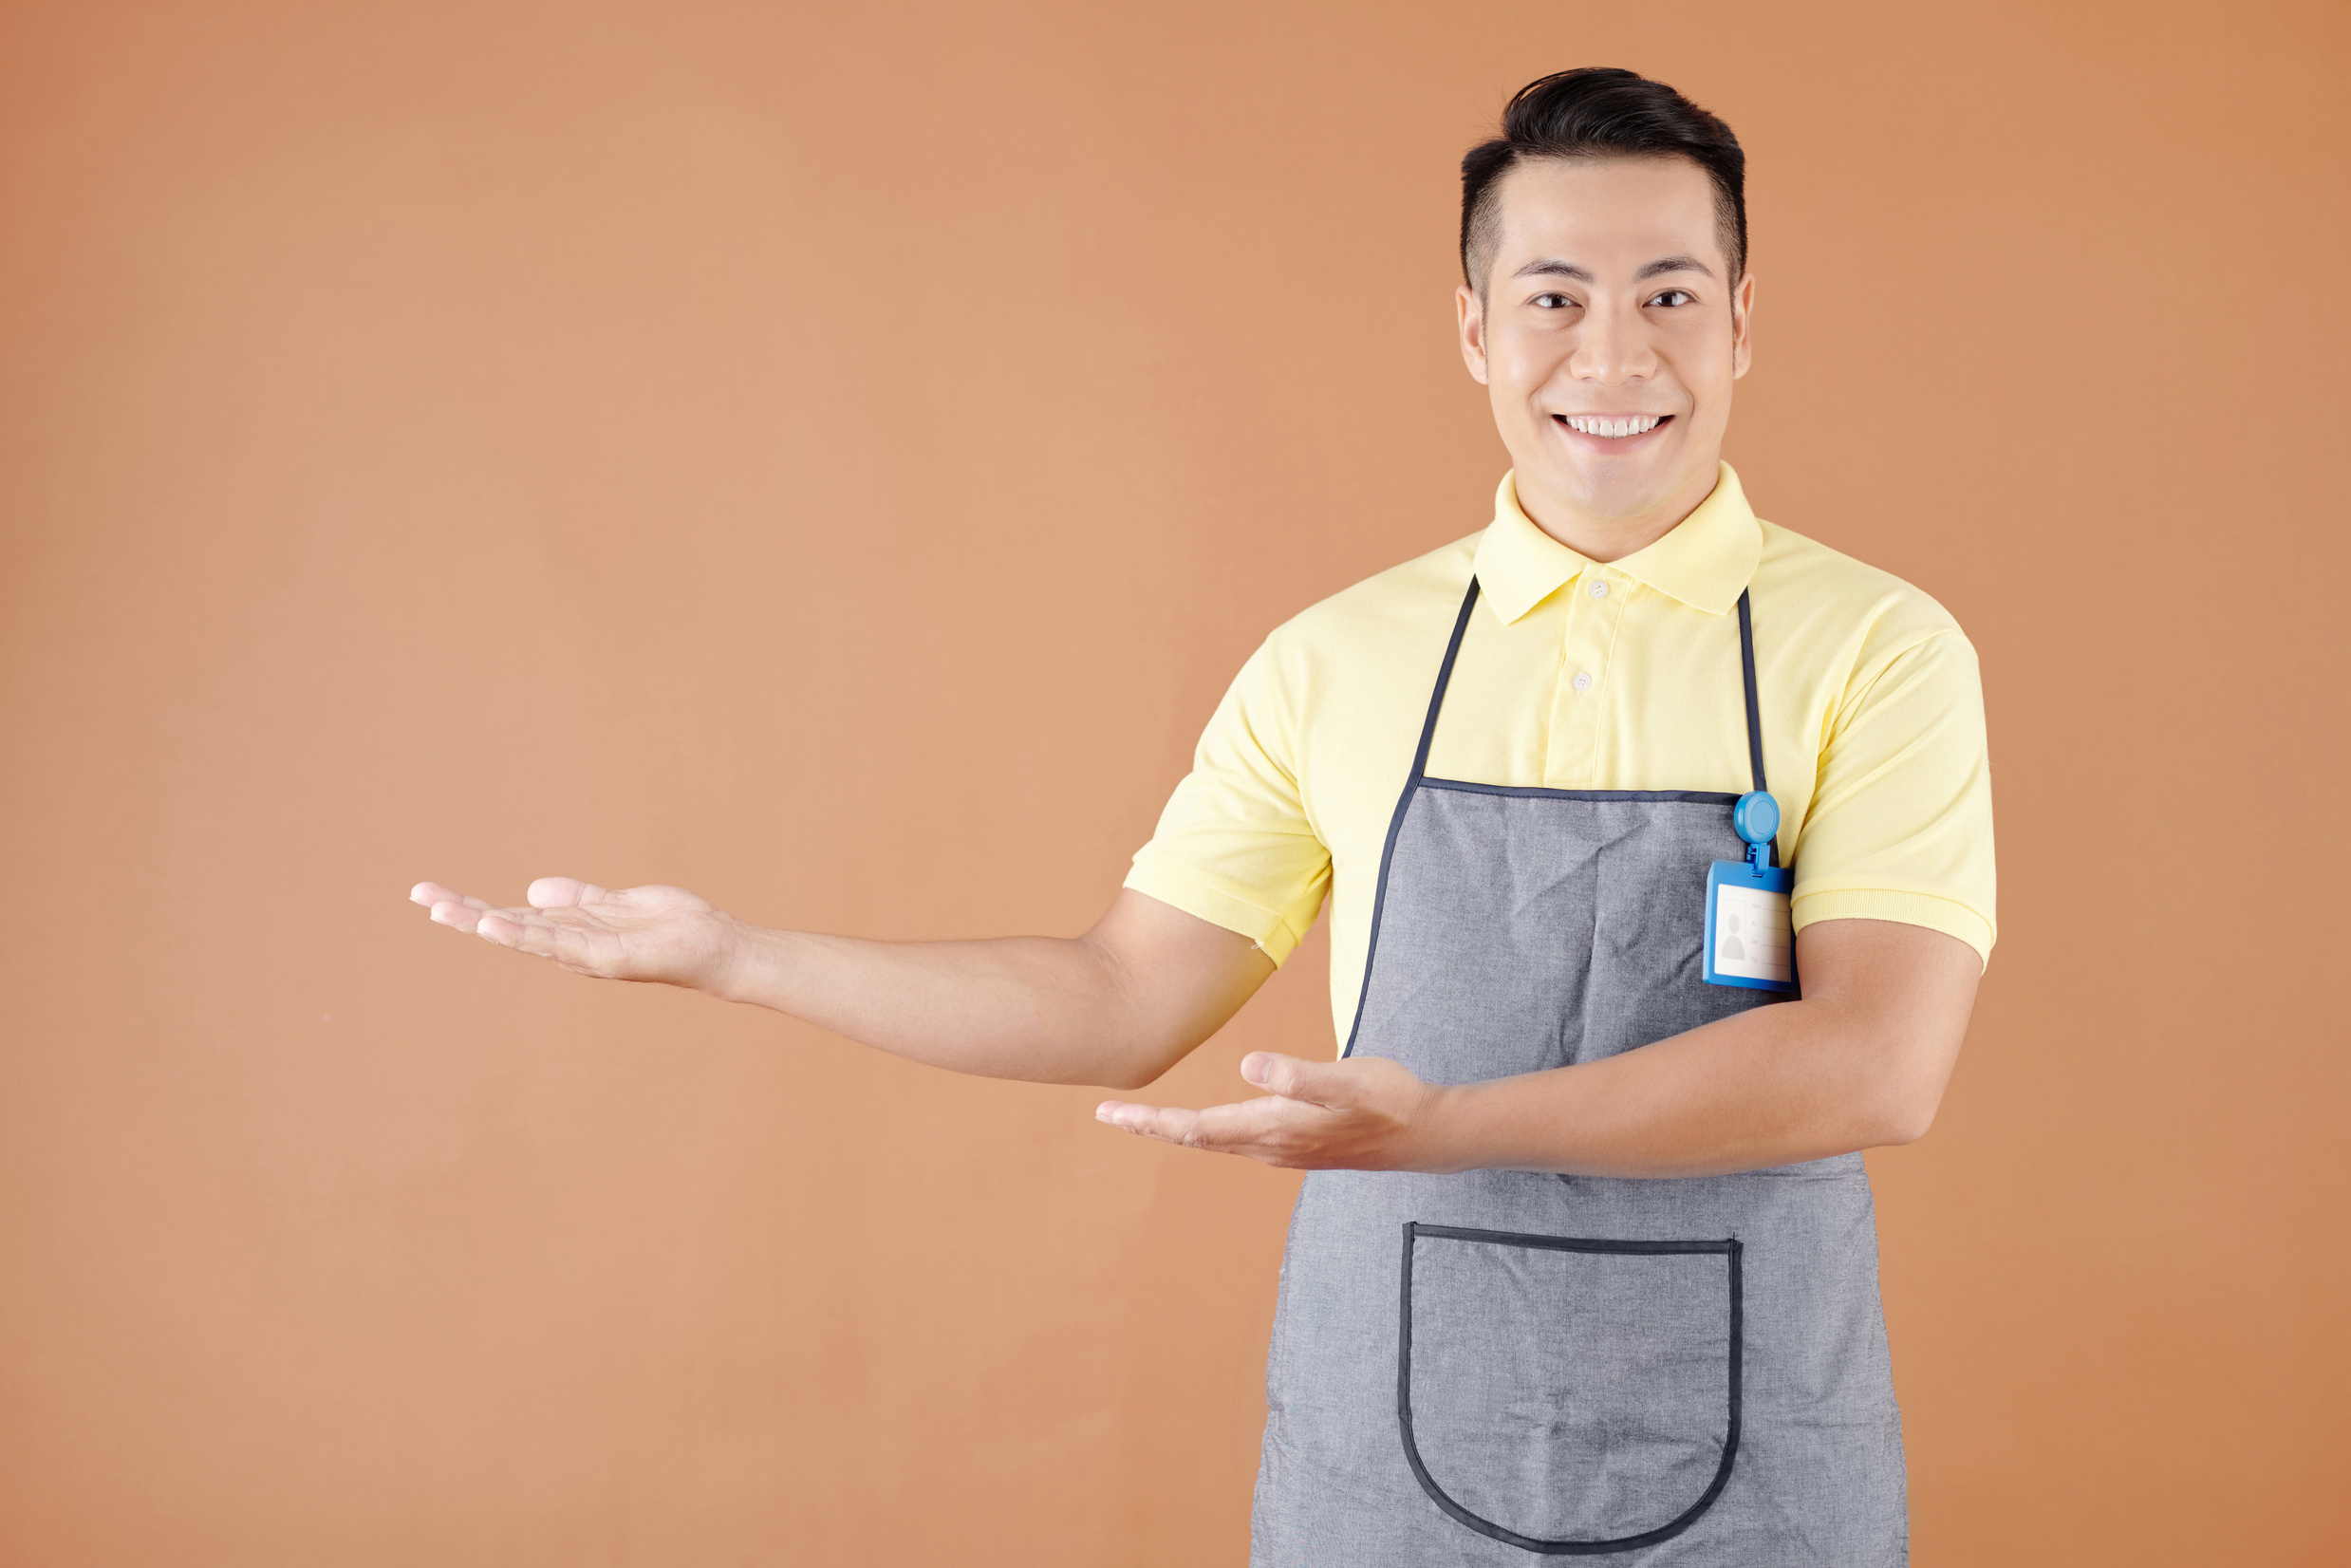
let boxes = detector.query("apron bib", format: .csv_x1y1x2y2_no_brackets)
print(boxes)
1250,580,1906,1565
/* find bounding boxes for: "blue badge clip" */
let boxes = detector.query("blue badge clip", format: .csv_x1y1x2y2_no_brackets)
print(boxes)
1704,791,1798,994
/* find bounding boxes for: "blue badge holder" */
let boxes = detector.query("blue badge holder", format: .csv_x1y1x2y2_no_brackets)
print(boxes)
1704,791,1798,994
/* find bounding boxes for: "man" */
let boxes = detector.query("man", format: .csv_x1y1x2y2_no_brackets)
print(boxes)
415,67,1991,1565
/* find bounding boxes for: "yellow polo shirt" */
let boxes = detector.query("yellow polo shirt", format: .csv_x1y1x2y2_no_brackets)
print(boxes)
1126,464,1996,1044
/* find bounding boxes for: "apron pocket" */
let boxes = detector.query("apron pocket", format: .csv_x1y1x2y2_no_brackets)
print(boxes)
1398,1222,1742,1555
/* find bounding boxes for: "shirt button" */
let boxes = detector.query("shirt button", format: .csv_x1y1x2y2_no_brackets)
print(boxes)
1572,671,1595,693
1588,579,1609,599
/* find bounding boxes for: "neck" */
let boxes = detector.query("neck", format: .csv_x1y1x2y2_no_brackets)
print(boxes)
1512,462,1723,563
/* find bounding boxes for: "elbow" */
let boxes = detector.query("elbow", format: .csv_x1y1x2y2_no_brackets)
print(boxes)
1845,1018,1964,1149
1868,1080,1945,1148
1876,1106,1938,1148
1090,1025,1213,1091
1092,1044,1180,1092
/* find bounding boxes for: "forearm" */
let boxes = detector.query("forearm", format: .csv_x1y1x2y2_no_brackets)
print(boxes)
1424,993,1942,1177
707,924,1150,1086
701,890,1274,1090
1094,918,1981,1176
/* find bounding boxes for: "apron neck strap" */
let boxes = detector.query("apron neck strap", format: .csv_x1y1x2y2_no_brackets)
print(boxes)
1736,588,1767,795
1410,579,1483,782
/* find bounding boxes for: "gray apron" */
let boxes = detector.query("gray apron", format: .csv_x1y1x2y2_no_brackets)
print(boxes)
1251,579,1905,1565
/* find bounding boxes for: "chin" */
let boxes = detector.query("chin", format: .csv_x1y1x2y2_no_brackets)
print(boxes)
1554,470,1679,525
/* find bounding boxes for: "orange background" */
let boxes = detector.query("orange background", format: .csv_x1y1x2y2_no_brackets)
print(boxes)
3,2,2345,1563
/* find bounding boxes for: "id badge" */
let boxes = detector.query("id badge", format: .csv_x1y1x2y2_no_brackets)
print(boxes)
1704,857,1796,992
1705,790,1798,994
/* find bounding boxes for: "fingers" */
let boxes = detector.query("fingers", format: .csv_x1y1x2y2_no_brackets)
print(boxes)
412,879,605,915
412,879,602,934
464,905,539,943
1094,1095,1305,1161
1095,1099,1200,1142
426,897,489,932
415,889,567,953
480,907,623,976
412,878,620,975
423,896,534,937
1092,1055,1363,1163
476,908,570,960
411,882,492,911
473,909,527,945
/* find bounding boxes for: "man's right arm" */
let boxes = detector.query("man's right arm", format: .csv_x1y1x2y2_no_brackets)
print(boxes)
413,619,1322,1093
410,879,1274,1091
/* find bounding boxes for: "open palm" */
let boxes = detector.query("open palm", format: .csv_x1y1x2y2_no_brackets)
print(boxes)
410,878,738,990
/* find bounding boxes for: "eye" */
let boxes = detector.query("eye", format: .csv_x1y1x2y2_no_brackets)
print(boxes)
1648,289,1696,308
1531,292,1578,309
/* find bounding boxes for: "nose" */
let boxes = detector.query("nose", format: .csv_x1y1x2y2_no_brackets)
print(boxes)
1567,297,1657,386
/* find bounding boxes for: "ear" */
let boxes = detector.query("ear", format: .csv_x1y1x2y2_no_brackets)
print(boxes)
1730,271,1756,381
1456,283,1491,385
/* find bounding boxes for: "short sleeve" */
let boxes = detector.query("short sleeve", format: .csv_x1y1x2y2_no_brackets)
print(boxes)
1124,642,1333,965
1788,625,1997,966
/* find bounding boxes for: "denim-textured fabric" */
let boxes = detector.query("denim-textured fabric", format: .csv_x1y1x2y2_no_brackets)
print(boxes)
1250,784,1907,1565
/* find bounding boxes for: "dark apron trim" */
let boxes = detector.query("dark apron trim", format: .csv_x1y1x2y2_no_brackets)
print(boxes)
1395,1222,1746,1556
1419,781,1740,805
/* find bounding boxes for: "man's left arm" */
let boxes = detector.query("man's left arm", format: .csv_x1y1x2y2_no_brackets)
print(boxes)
1102,595,1994,1173
1095,914,1978,1176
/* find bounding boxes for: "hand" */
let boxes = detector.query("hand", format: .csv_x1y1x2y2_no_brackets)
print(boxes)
409,878,741,992
1093,1052,1462,1171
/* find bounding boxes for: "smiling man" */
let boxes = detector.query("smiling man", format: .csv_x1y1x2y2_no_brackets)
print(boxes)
415,68,1991,1565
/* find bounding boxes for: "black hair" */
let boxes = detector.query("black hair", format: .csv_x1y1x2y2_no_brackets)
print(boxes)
1460,68,1746,295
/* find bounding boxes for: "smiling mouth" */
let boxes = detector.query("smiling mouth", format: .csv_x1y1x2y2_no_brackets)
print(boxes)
1555,414,1672,439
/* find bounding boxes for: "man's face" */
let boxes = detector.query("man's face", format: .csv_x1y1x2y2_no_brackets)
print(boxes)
1458,156,1752,544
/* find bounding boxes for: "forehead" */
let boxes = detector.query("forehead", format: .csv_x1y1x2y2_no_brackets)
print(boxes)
1488,156,1726,275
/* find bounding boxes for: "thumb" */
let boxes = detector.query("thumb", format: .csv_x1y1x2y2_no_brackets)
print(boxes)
525,876,605,909
1241,1052,1355,1106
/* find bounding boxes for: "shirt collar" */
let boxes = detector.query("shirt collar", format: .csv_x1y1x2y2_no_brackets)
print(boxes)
1472,462,1763,623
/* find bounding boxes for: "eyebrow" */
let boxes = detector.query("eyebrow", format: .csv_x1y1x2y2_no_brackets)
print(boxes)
1634,254,1715,280
1509,254,1717,284
1511,258,1594,283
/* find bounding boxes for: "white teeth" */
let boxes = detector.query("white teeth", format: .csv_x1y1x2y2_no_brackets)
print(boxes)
1564,415,1662,438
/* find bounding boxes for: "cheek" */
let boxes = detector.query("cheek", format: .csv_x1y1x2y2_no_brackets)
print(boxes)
1499,348,1548,395
1689,363,1736,415
1667,329,1738,405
